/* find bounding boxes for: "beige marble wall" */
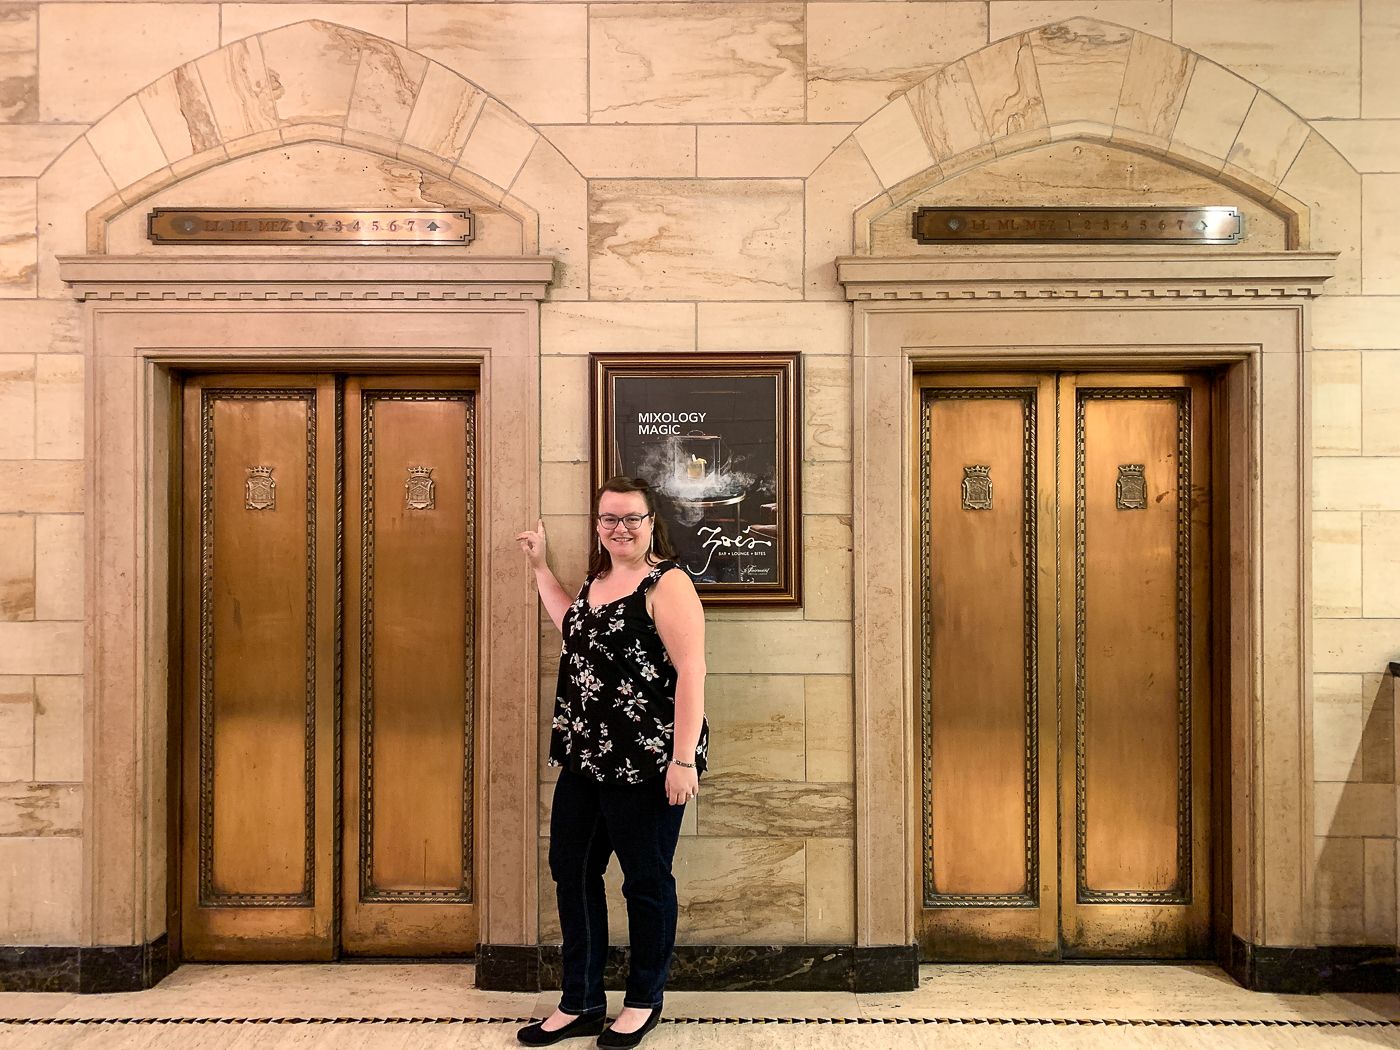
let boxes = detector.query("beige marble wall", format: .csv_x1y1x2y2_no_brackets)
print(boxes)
0,305,83,940
535,300,854,945
0,0,1394,963
1312,344,1400,944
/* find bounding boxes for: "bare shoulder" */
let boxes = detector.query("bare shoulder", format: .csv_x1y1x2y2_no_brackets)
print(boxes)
652,564,698,599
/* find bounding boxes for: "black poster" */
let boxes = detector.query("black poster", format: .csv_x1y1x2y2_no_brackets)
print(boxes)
593,353,801,605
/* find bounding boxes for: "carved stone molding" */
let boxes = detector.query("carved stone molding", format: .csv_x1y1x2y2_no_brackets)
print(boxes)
58,255,555,301
837,252,1338,302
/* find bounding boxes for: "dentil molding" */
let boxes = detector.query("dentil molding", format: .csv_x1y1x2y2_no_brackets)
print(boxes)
57,255,556,301
837,252,1338,302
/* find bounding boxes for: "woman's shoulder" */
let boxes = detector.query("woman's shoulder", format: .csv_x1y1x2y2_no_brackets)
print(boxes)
645,558,680,579
647,562,697,597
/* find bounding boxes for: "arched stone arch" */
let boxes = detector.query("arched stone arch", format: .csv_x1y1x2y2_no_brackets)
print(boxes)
806,17,1360,295
38,20,590,294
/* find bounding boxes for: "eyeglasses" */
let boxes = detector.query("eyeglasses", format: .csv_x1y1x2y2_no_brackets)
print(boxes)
597,513,652,531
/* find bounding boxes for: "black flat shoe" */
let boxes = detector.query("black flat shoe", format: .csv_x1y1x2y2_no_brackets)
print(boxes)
516,1010,607,1046
596,1008,661,1049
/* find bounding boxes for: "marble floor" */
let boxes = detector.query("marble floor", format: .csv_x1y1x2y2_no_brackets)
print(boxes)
1,963,1398,1049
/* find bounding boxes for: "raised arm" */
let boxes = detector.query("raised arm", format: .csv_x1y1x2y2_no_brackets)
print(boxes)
517,519,574,632
651,568,706,805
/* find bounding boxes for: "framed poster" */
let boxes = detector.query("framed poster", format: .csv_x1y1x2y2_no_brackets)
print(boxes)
591,352,802,607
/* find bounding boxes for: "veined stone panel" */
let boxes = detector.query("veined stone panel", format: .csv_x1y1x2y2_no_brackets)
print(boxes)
589,4,805,124
1314,674,1367,783
38,3,219,124
696,125,855,179
696,302,851,355
221,5,407,47
1313,351,1363,456
588,179,803,300
0,127,85,179
542,125,696,179
0,677,34,782
1362,352,1400,456
33,676,82,782
34,515,81,622
804,356,852,462
541,301,698,355
1363,0,1400,118
0,515,34,621
408,5,588,125
0,784,81,837
0,177,37,295
0,462,81,514
1173,0,1361,119
806,2,988,123
33,357,81,462
1362,513,1400,617
0,837,81,943
0,355,35,460
991,1,1171,39
696,782,854,837
703,675,806,782
0,4,37,125
1314,511,1363,617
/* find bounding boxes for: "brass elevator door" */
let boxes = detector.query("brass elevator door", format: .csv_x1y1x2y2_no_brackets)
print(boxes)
916,372,1212,961
179,374,479,961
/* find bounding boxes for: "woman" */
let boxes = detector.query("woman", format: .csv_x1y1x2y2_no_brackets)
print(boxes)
516,476,709,1049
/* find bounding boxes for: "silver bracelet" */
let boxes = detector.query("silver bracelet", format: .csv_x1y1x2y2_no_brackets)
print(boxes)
670,758,696,769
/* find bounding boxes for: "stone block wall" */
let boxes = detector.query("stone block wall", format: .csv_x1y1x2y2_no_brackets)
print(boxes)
1312,341,1400,944
536,302,855,944
0,299,84,943
0,0,1396,954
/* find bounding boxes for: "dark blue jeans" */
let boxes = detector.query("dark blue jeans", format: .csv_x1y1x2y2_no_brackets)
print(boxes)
549,768,686,1013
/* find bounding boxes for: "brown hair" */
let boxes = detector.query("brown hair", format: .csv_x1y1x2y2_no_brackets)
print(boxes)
587,476,678,578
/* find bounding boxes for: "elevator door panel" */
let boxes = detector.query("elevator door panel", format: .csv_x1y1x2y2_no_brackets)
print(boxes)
918,377,1059,959
1060,376,1213,956
179,376,338,960
342,378,479,955
926,395,1029,897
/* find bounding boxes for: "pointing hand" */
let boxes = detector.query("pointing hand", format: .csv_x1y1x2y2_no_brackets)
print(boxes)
516,519,547,570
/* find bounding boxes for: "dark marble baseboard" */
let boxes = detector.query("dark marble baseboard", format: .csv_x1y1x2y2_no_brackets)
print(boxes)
475,944,918,993
0,934,173,993
1228,936,1397,994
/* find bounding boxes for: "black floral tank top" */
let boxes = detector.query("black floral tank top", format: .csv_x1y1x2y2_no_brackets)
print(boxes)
549,560,710,785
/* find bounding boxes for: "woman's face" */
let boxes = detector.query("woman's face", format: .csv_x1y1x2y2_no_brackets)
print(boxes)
596,490,653,562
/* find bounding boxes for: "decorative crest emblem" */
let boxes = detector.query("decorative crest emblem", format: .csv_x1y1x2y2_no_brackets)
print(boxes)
961,465,992,511
245,466,276,511
1116,464,1147,510
406,467,435,510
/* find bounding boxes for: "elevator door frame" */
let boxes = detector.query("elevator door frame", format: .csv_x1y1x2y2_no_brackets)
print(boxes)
68,258,552,981
169,367,486,961
841,249,1331,970
912,367,1224,961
